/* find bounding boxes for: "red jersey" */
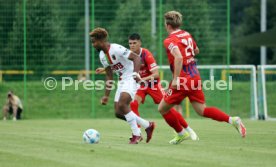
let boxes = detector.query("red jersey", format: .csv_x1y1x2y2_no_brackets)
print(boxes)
138,48,159,86
163,29,199,78
139,48,158,77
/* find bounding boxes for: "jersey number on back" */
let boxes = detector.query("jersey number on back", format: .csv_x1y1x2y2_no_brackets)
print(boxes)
181,38,195,57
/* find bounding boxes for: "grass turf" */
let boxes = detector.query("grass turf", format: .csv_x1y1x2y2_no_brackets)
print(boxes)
0,119,276,167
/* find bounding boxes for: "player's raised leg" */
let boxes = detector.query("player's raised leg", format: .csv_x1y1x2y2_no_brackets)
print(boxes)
191,101,246,138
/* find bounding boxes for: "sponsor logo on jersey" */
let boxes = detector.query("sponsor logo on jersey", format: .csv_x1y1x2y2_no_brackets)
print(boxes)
112,55,116,60
168,43,175,50
150,63,157,68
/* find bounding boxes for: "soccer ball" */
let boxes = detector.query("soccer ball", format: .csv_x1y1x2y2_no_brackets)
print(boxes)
83,129,100,144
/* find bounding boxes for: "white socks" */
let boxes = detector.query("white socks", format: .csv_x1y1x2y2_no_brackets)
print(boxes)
132,112,150,129
125,111,141,136
185,126,192,132
178,128,186,136
228,117,233,124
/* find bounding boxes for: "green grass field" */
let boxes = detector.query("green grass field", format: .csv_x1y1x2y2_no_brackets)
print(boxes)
1,119,276,167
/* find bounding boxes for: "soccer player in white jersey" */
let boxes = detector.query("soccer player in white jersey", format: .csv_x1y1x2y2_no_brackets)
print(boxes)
90,27,155,144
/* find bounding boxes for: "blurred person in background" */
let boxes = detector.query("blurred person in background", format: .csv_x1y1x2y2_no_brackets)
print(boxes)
2,91,23,121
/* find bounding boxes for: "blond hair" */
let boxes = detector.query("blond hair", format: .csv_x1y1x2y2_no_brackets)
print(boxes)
164,11,182,29
89,27,108,41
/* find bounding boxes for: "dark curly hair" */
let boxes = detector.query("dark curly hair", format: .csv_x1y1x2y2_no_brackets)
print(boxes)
89,27,108,41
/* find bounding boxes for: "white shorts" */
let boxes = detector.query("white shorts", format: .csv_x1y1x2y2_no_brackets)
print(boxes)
114,78,139,102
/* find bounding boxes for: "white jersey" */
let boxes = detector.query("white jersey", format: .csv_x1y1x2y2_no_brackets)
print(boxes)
14,95,23,109
99,43,134,80
6,95,23,109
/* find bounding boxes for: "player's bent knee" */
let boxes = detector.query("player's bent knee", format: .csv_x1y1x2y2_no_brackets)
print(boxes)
194,106,205,116
115,112,126,121
118,102,126,110
158,104,166,115
117,102,129,114
195,110,204,116
192,102,206,116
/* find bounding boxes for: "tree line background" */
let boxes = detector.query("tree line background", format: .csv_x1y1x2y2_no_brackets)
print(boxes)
0,0,275,78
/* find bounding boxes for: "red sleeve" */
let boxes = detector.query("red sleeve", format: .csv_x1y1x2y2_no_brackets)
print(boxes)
192,37,197,49
164,38,178,53
144,50,158,71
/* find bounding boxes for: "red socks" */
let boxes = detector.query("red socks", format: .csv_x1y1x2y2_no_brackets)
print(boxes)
130,100,140,116
162,111,183,133
170,108,188,128
203,107,230,123
131,99,189,132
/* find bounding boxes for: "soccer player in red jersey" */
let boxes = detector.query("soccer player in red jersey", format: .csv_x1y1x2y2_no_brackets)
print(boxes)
158,11,246,144
128,33,199,141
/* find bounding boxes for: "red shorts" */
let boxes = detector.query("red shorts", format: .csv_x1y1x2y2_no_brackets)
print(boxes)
164,75,205,105
136,82,164,104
